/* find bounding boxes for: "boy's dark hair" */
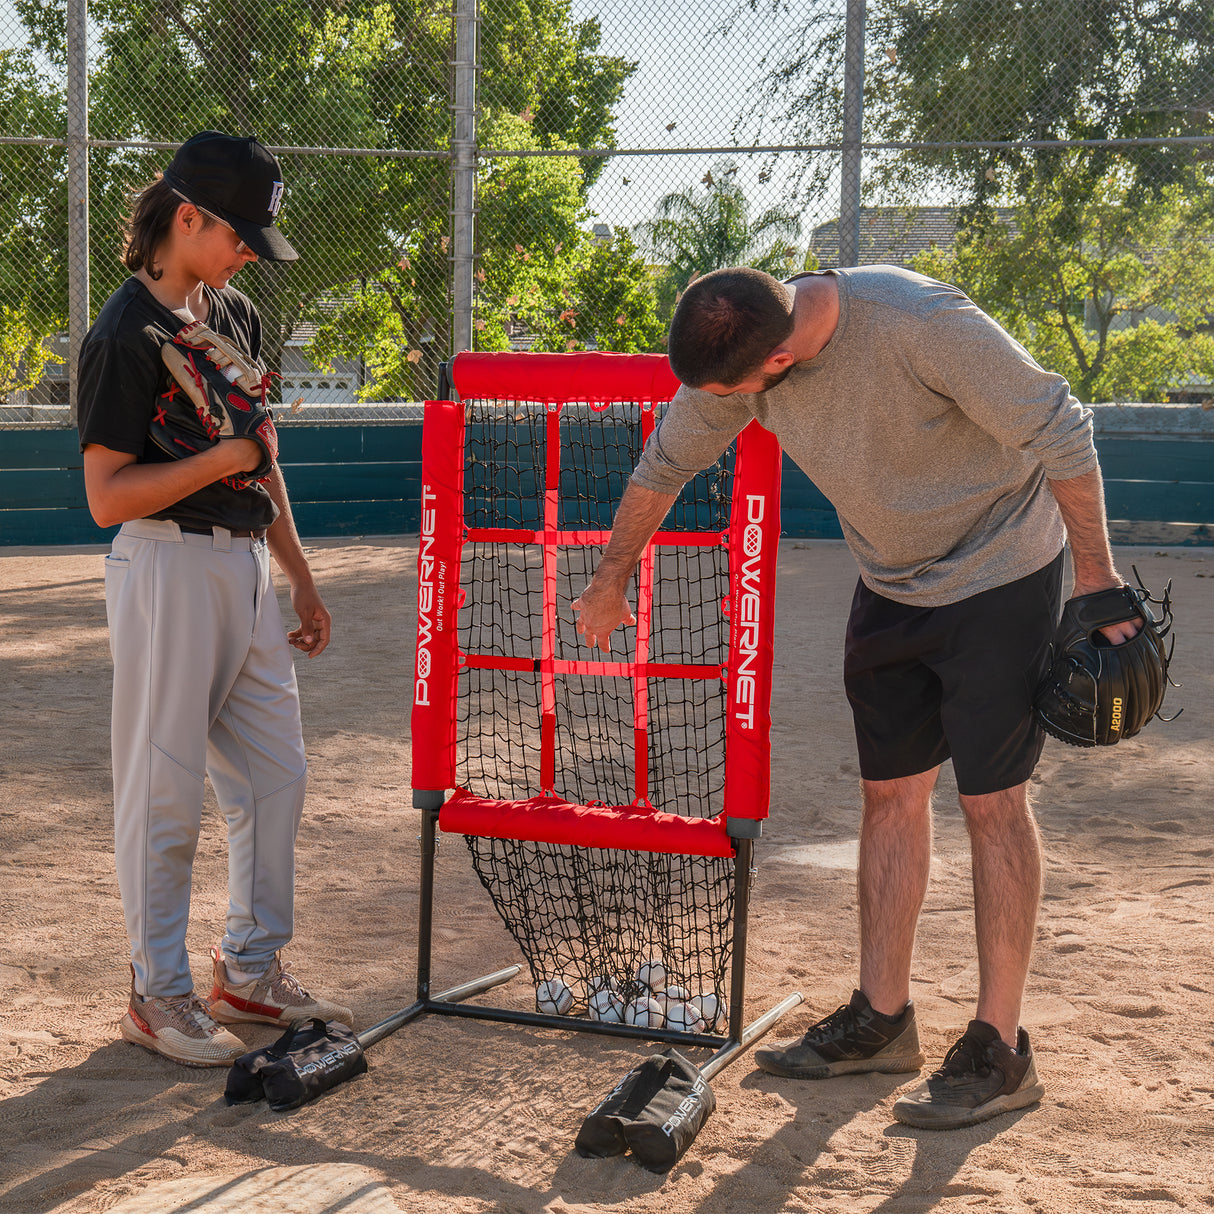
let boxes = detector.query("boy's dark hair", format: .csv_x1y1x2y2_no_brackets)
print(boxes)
121,174,215,280
667,267,795,387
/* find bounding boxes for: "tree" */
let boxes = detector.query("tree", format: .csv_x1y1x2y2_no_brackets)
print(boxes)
304,105,659,399
913,158,1214,401
0,45,67,400
739,0,1214,210
493,225,666,355
7,0,634,399
636,161,803,317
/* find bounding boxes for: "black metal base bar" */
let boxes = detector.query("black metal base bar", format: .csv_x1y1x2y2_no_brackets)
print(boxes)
700,991,804,1082
358,964,522,1049
424,998,731,1049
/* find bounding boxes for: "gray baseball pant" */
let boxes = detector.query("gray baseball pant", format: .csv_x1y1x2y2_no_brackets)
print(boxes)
105,519,307,997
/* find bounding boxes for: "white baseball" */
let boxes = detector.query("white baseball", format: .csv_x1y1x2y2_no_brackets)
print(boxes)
586,974,616,996
691,993,726,1030
635,959,667,993
536,978,574,1015
624,995,665,1028
664,1000,707,1034
659,983,690,1011
588,989,625,1022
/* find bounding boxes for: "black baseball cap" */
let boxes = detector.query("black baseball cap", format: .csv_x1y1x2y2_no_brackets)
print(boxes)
163,131,298,262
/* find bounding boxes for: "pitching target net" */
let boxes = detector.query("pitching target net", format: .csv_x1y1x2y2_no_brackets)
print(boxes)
412,352,781,1033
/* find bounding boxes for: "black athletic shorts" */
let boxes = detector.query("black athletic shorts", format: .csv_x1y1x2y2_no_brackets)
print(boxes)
843,551,1065,797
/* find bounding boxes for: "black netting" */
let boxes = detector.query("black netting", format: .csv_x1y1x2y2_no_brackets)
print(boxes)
467,840,734,1025
456,399,732,813
451,394,740,1031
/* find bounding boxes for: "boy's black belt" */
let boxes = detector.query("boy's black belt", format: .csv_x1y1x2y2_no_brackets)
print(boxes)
179,524,268,540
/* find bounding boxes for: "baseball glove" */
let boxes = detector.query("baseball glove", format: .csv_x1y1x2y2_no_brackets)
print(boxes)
148,319,279,487
1034,570,1177,748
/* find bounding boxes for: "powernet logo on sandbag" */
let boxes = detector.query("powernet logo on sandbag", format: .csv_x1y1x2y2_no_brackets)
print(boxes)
295,1040,361,1079
661,1073,711,1137
414,483,447,707
732,493,767,730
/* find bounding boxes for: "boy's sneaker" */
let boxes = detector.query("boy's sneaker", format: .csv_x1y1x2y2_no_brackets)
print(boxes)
207,946,354,1028
893,1019,1045,1129
120,971,246,1068
754,988,925,1079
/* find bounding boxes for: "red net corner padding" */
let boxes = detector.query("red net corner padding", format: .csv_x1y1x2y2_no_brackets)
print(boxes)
439,789,736,858
410,351,782,851
452,350,680,405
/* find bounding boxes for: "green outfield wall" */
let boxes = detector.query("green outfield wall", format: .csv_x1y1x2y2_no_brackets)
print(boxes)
2,405,1210,548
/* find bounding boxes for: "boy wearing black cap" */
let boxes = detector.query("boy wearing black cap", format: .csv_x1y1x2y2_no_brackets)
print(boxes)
78,132,352,1068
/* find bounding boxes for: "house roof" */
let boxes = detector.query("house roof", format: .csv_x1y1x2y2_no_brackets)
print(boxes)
810,207,999,268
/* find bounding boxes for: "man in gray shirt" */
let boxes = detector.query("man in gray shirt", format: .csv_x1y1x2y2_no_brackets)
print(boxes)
572,265,1139,1130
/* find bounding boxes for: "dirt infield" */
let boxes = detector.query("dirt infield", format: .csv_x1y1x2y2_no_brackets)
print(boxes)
1,537,1211,1213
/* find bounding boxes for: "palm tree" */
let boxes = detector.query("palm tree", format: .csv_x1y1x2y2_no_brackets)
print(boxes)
636,161,803,318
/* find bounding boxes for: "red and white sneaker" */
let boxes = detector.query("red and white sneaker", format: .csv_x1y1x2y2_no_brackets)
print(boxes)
207,946,353,1027
119,968,246,1068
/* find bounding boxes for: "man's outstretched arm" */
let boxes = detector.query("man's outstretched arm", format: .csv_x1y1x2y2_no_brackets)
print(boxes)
571,482,678,652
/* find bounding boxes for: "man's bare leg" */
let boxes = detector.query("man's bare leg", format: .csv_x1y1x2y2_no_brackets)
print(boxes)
959,780,1042,1045
753,766,935,1079
857,767,939,1016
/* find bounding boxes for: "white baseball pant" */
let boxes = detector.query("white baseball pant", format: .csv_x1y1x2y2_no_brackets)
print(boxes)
104,518,307,997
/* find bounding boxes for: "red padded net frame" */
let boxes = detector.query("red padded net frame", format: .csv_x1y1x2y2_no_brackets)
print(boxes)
412,352,781,856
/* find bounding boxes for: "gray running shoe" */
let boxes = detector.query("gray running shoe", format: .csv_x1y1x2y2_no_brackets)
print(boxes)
120,969,246,1068
893,1020,1045,1129
754,988,925,1079
207,946,354,1028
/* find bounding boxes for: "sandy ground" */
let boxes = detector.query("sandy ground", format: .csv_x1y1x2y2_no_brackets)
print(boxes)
0,536,1211,1214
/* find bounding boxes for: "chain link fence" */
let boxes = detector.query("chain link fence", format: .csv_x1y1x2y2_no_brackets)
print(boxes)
1,0,1211,432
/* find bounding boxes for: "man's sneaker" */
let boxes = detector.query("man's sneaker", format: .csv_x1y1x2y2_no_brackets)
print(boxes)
120,971,246,1068
207,946,354,1028
754,988,925,1079
893,1020,1045,1129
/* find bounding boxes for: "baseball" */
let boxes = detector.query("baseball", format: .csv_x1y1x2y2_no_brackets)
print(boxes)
624,995,665,1028
659,983,690,1011
635,959,667,993
535,978,574,1015
692,993,726,1030
588,989,625,1022
664,1000,707,1034
586,973,616,996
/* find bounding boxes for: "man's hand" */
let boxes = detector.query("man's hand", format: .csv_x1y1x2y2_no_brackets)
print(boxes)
571,579,636,653
1068,574,1142,645
569,482,677,652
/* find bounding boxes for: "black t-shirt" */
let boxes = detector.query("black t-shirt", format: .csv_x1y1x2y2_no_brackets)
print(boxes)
77,277,278,531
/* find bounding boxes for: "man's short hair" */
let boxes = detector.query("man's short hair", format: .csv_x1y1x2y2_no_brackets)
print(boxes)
667,267,795,388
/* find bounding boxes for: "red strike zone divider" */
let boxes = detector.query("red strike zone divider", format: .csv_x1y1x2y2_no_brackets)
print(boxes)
411,352,781,854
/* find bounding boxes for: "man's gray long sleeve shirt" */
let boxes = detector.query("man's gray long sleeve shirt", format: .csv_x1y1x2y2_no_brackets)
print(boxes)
631,266,1098,606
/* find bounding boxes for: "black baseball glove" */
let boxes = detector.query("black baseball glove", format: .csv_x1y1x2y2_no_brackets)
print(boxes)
148,320,279,488
1034,570,1176,748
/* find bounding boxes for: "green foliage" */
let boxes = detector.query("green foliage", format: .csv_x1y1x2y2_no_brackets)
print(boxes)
473,112,661,353
913,158,1214,401
746,0,1214,209
636,161,803,317
303,110,662,398
0,48,67,343
5,0,636,401
0,304,64,402
497,226,666,354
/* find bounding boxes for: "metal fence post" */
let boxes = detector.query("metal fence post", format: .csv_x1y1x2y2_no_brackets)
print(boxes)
66,0,89,421
838,0,866,268
450,0,478,356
